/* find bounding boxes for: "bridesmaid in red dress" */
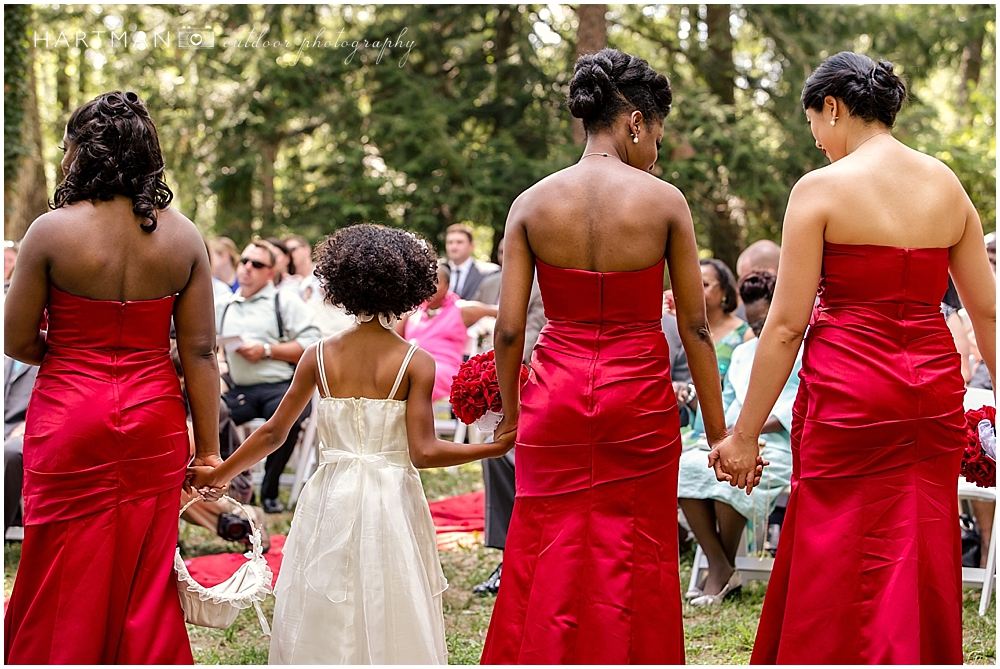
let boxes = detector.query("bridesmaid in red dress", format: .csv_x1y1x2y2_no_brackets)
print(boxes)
482,49,758,664
3,92,222,664
710,52,996,664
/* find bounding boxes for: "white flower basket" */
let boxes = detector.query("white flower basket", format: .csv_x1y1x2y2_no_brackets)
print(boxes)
174,495,273,634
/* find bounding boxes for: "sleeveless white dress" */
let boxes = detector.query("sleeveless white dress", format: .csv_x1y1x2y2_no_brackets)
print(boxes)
268,341,448,664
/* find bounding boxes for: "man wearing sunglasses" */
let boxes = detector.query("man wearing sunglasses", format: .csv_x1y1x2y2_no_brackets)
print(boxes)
216,241,321,513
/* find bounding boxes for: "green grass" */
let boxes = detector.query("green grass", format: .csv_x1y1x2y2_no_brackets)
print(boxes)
4,466,996,664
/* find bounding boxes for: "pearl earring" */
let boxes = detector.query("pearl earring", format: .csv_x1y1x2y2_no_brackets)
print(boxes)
830,117,837,126
633,134,639,144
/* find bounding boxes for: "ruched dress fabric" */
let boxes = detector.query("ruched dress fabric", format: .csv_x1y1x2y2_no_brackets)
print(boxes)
4,286,193,664
751,243,967,665
268,341,447,664
481,258,684,665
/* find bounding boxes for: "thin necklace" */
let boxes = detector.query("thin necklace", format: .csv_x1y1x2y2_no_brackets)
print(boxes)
581,152,613,159
851,132,891,153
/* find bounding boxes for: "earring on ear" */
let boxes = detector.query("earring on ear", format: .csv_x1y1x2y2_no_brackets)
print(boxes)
830,117,838,126
632,132,640,144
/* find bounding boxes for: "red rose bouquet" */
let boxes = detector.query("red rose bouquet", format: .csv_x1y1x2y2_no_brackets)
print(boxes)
962,405,996,489
449,350,530,430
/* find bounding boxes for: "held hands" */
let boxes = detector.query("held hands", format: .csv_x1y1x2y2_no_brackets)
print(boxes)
707,433,769,495
185,453,228,502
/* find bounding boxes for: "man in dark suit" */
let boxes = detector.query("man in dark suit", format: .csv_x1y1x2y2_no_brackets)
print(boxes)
5,356,39,534
445,223,499,300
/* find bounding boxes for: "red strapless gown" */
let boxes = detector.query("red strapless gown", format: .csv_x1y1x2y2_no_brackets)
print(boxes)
481,258,684,665
751,243,966,665
4,286,193,664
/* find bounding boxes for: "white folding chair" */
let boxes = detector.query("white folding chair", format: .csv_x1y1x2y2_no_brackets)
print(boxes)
960,386,996,616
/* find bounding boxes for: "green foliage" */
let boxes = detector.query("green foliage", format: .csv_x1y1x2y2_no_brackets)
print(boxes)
17,4,996,257
4,5,32,182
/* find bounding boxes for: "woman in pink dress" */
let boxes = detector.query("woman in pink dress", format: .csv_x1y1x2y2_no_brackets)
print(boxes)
711,52,996,664
3,91,221,664
398,260,497,401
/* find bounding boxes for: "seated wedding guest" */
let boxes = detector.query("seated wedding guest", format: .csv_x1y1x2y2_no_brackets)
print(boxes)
208,236,240,301
735,239,780,279
396,260,497,402
941,277,972,382
4,356,39,534
471,235,546,596
4,241,18,292
217,241,322,513
266,236,299,293
734,240,781,320
284,234,319,300
678,270,799,606
702,258,754,382
282,234,354,337
445,223,499,299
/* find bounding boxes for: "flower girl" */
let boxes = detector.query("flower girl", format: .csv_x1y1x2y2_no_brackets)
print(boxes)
190,224,514,664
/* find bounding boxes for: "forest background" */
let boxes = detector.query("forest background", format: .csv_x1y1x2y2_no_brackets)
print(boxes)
4,4,996,269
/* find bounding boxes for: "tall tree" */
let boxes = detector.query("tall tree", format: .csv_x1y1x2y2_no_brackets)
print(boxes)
572,4,607,144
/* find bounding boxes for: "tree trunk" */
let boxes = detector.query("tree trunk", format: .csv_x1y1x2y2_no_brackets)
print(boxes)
701,5,741,266
260,139,279,231
54,49,71,181
959,9,986,105
705,5,735,106
6,49,50,241
572,4,607,145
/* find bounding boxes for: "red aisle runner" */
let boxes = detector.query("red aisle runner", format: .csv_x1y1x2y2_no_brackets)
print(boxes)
183,491,485,587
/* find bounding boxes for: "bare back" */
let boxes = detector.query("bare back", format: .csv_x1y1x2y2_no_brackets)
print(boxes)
513,160,684,272
40,197,202,301
814,140,969,249
316,327,417,401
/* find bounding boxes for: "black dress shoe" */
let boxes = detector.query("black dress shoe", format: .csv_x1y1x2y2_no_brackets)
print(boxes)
262,498,285,514
473,562,502,596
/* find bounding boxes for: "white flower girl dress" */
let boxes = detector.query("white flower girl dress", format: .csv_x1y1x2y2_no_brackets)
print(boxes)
268,340,448,664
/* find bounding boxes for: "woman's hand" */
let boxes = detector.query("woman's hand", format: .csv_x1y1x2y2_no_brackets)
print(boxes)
186,453,227,501
707,433,769,495
494,411,519,446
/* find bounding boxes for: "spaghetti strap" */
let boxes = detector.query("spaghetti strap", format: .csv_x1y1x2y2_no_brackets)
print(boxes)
315,339,331,398
388,344,418,400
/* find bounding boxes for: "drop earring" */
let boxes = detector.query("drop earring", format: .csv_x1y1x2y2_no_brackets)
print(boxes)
830,117,838,126
632,133,640,144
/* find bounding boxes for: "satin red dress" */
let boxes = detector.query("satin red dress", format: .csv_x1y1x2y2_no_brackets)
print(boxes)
751,243,967,665
481,258,684,664
4,286,193,664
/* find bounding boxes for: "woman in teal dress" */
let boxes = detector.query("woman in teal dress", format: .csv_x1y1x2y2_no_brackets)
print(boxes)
701,258,752,380
678,270,799,605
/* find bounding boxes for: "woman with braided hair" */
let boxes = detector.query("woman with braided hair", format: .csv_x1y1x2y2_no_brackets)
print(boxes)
4,91,220,663
481,48,760,663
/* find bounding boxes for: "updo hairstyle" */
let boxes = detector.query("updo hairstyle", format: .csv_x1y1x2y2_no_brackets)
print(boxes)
568,48,673,134
52,91,173,232
801,52,907,128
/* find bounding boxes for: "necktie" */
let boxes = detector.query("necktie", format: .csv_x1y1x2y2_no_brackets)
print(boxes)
453,267,464,295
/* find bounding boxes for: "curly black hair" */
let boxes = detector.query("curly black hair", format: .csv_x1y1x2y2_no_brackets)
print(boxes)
314,224,438,318
738,269,777,306
802,52,907,128
568,48,673,135
700,258,739,314
52,91,173,232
